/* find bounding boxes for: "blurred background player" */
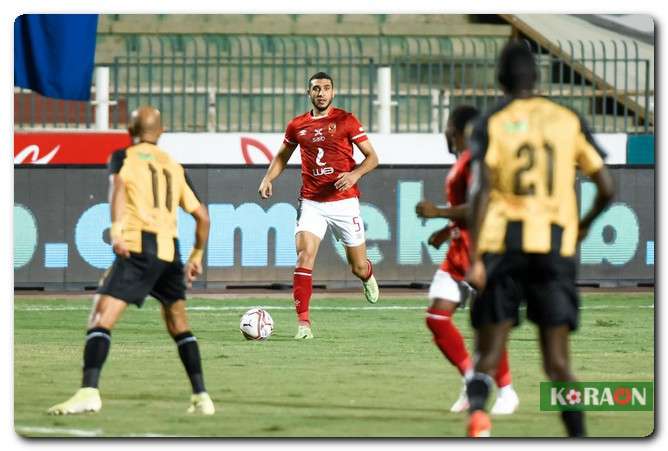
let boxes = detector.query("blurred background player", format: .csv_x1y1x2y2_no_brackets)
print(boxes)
48,106,215,416
258,72,380,339
416,105,519,415
465,41,614,437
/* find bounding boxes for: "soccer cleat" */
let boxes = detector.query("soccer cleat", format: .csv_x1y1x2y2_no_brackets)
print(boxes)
294,325,314,340
490,386,520,415
450,384,470,413
187,392,215,415
47,387,102,415
467,410,492,437
362,274,379,304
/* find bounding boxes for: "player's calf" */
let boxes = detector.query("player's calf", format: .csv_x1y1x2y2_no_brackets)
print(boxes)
82,327,112,388
293,267,313,326
350,259,370,280
425,306,472,377
173,331,207,395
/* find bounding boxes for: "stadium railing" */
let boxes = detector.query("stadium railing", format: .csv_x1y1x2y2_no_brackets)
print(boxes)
14,35,653,134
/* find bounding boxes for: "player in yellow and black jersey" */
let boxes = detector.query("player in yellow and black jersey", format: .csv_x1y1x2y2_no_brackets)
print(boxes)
464,41,615,437
48,106,215,416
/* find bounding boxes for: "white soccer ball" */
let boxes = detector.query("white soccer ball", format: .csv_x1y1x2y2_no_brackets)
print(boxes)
239,308,274,341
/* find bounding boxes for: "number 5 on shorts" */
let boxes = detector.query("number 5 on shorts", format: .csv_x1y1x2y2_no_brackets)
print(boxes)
353,217,362,232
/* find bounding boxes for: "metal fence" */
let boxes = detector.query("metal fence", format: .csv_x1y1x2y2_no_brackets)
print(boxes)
14,35,654,133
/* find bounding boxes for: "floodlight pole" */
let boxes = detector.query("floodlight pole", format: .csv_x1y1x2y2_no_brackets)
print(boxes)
375,67,395,134
94,67,110,130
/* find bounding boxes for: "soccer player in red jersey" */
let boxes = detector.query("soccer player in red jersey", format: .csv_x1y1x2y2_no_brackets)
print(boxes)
416,105,519,415
258,72,380,339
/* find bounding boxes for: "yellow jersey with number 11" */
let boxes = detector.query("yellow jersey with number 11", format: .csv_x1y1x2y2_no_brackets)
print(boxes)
108,142,201,262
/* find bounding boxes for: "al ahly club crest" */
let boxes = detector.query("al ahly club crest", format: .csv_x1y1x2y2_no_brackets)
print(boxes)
328,123,337,134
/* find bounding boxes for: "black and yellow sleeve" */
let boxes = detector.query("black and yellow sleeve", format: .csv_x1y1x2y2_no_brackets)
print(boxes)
107,149,127,175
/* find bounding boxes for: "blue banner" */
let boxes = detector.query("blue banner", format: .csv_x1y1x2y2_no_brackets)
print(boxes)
14,14,98,101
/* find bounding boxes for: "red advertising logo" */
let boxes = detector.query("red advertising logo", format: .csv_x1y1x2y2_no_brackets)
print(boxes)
240,137,275,165
14,132,131,165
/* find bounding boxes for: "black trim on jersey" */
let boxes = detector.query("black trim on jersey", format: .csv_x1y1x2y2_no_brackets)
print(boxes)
504,221,523,252
183,170,202,203
550,224,564,254
504,221,564,253
469,97,514,162
108,149,127,175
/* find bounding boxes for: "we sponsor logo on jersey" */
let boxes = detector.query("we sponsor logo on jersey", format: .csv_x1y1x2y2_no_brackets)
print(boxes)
313,147,334,176
312,128,326,143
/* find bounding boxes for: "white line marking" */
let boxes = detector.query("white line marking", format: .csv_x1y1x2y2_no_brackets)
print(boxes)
15,425,103,437
16,425,179,438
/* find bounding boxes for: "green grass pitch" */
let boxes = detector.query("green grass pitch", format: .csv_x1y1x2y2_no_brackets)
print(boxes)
14,292,654,437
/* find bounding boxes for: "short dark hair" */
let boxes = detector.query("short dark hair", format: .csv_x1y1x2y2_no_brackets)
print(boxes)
449,105,479,133
497,40,538,93
309,72,334,88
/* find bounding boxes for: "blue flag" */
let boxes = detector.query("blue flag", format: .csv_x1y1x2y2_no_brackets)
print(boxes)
14,14,99,101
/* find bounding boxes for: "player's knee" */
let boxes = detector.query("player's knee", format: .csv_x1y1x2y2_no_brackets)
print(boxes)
297,249,316,267
430,298,457,313
88,297,123,330
166,319,190,337
544,357,573,381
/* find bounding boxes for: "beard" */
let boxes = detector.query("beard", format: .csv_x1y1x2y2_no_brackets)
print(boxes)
311,97,332,112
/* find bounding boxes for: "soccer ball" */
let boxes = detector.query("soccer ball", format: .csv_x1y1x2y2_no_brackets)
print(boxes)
239,308,274,341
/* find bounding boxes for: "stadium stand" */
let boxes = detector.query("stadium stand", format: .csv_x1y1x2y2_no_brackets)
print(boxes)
15,14,653,134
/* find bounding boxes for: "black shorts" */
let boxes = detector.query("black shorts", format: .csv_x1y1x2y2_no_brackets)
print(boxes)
470,252,580,331
97,232,186,307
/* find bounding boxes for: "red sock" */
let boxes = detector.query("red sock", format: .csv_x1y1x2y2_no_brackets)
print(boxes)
293,267,313,324
362,259,373,282
425,307,472,376
495,348,512,388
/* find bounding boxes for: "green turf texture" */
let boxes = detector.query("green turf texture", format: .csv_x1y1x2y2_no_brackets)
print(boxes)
14,292,654,438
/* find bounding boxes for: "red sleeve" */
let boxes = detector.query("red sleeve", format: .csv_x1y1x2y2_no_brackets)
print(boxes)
347,114,368,145
462,150,473,187
283,120,298,146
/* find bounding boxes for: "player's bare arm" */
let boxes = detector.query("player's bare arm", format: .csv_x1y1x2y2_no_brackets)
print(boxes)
427,226,452,249
465,159,490,290
334,139,379,192
415,201,468,222
186,204,210,287
259,142,297,199
578,166,614,241
108,174,130,258
415,201,465,249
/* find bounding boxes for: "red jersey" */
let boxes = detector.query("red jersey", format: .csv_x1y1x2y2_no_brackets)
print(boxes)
440,149,472,280
283,107,368,202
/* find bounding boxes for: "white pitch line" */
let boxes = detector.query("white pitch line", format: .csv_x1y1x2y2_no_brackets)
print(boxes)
15,425,179,438
15,425,103,437
14,304,654,312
